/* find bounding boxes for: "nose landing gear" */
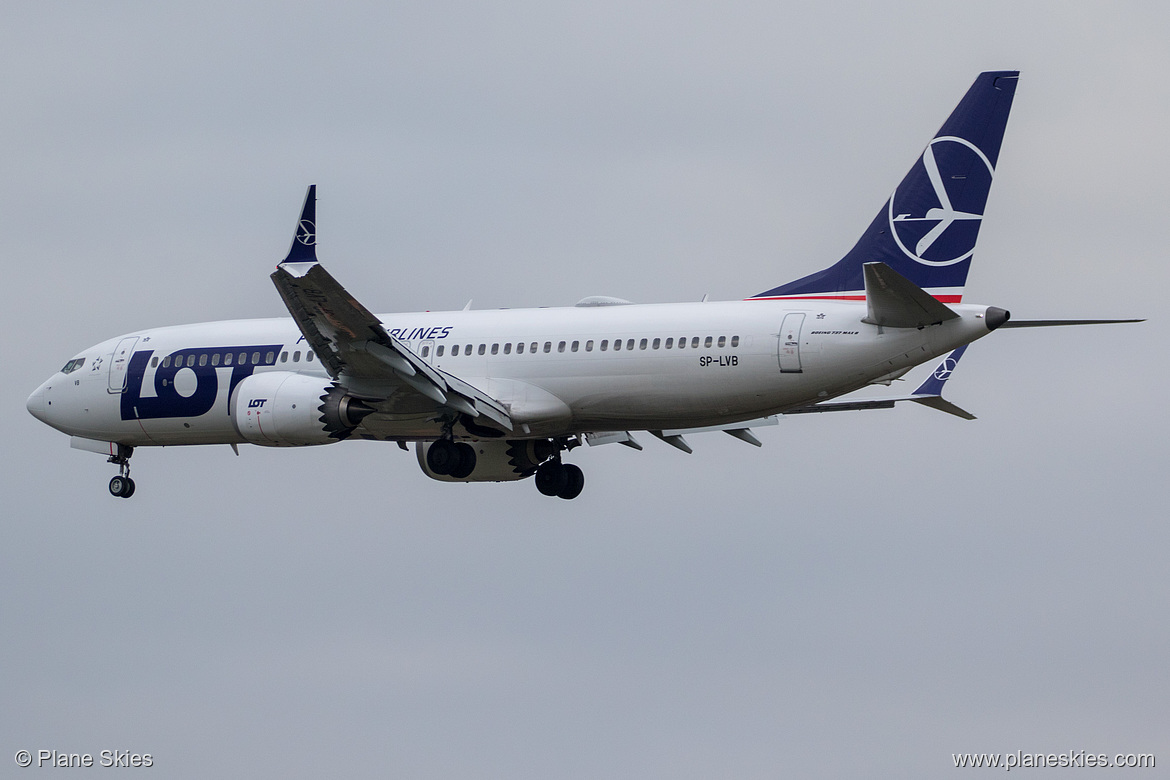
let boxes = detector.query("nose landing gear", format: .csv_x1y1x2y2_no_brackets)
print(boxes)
107,445,135,498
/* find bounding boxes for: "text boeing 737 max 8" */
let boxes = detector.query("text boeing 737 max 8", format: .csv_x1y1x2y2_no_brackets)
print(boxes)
26,72,1140,500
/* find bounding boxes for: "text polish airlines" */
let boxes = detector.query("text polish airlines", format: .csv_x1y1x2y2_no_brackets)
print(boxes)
27,72,1140,500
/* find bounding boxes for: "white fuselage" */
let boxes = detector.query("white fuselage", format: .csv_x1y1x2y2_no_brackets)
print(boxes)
28,298,997,447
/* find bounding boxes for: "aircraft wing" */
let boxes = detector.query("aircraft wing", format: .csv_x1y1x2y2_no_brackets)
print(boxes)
270,187,512,431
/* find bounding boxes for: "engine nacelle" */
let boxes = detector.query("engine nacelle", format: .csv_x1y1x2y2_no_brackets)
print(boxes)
415,439,559,482
231,372,375,446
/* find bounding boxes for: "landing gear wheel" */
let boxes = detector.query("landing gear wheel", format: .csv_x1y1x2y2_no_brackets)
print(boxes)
109,475,135,498
426,439,460,475
449,442,477,479
535,461,569,497
557,464,584,500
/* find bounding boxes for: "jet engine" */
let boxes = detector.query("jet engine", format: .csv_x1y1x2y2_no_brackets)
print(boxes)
416,439,559,482
231,372,375,446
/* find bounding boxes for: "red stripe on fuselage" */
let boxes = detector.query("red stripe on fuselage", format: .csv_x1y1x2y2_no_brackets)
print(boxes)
745,294,964,303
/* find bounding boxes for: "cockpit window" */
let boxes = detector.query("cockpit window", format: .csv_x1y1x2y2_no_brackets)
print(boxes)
60,358,86,374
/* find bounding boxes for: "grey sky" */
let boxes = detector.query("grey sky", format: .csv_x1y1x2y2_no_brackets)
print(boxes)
3,2,1167,777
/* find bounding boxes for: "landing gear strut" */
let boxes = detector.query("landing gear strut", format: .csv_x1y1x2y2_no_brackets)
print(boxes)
107,445,135,498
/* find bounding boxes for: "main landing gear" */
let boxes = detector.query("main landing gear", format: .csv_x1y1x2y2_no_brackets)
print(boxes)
534,459,584,500
107,445,135,498
515,437,585,500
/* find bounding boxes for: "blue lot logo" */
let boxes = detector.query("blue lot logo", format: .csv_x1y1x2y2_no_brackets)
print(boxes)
120,346,283,420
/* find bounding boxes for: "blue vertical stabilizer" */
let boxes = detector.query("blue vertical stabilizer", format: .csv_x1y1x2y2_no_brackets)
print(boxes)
752,71,1018,302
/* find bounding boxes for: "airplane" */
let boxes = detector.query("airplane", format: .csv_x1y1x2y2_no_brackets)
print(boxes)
26,71,1141,500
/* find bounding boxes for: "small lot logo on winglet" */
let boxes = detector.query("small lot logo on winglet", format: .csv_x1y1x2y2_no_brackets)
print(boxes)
297,220,316,246
933,357,958,381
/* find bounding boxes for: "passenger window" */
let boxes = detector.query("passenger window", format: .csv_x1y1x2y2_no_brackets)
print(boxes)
238,352,247,365
639,338,647,350
266,351,275,364
186,355,196,367
731,335,740,347
224,353,233,366
478,344,486,356
162,356,172,368
718,336,726,348
571,341,579,352
516,342,525,354
199,354,208,367
151,357,159,368
530,342,538,353
557,341,566,353
665,338,673,349
600,340,608,351
436,345,444,357
678,336,687,349
503,343,511,354
585,340,593,352
613,339,621,351
252,352,261,365
280,351,288,362
704,336,712,348
421,345,430,357
543,342,552,353
491,343,499,355
626,339,635,350
307,351,314,362
212,353,220,366
691,337,699,348
451,345,459,356
291,351,299,362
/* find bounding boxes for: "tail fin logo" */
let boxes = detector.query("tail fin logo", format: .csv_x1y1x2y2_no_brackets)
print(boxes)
888,136,994,267
296,220,316,246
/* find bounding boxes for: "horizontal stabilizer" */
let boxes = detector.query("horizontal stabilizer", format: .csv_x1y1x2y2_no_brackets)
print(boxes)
911,395,976,420
862,262,959,328
790,346,974,419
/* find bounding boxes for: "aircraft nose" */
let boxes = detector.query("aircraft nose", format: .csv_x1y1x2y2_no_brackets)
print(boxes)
26,382,48,423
